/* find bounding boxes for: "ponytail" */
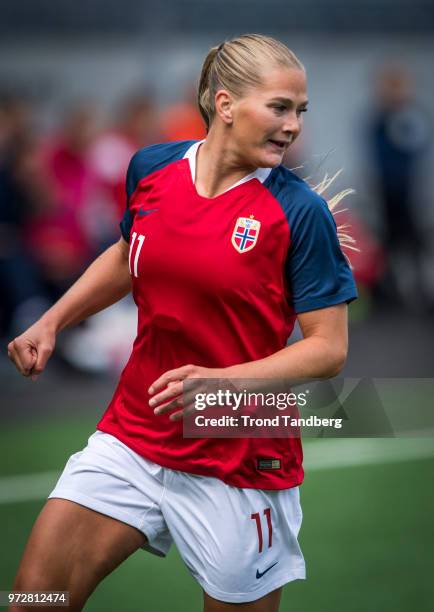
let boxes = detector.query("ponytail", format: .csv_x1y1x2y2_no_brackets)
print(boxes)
197,45,220,130
312,171,358,259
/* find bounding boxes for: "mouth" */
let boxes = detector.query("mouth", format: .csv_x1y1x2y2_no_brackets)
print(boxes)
267,138,290,152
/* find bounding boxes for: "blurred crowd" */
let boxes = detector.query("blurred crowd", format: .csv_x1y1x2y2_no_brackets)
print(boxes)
0,64,432,373
0,88,206,354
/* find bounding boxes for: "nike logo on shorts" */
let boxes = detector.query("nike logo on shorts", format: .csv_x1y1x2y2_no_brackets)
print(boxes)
138,208,159,216
256,561,279,579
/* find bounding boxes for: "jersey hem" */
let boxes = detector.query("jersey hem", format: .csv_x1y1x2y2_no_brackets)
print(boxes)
198,567,306,604
96,423,304,491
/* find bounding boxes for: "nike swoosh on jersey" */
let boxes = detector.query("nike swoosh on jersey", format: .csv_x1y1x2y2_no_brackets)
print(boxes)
256,561,279,579
138,208,159,216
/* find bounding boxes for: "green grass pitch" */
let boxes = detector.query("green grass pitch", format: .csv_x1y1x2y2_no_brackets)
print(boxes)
0,416,433,611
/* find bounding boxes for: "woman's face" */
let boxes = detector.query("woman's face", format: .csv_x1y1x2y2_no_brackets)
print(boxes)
225,66,308,169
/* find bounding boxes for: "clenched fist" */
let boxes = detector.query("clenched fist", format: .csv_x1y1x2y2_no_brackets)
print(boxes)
8,321,56,380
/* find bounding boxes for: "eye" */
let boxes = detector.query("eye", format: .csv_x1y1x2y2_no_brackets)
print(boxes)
271,104,287,114
297,108,308,116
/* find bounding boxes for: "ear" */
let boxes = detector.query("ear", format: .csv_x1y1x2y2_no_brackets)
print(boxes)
214,89,234,125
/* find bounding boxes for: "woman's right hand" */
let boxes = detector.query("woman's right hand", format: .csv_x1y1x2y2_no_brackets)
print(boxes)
7,320,56,380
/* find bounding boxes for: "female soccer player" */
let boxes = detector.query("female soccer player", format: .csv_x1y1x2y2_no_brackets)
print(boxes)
8,35,357,612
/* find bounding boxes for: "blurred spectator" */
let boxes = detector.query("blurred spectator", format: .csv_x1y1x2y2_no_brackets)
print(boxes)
366,65,431,308
160,84,206,142
25,103,103,301
88,91,159,222
0,94,31,158
0,94,50,336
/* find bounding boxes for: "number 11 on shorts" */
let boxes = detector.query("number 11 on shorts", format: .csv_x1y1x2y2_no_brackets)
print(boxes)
251,507,273,553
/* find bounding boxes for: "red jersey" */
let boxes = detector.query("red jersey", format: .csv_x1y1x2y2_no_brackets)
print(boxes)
97,140,357,489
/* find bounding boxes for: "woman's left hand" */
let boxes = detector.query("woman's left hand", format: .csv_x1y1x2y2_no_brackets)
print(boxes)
148,364,226,422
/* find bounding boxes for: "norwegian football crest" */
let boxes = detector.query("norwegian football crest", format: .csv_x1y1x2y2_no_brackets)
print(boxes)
231,216,261,253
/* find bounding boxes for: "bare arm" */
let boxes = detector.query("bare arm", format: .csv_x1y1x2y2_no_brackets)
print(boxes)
39,237,131,333
8,237,131,378
226,303,348,379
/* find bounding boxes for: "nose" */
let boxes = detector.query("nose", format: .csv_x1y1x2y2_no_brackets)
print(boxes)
282,111,302,139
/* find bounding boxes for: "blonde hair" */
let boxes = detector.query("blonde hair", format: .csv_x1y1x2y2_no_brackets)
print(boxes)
313,171,359,257
197,34,304,130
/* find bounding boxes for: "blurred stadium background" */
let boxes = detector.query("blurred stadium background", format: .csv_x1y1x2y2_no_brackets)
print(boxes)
1,1,433,610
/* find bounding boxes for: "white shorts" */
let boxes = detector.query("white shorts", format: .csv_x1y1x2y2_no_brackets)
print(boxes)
48,431,306,604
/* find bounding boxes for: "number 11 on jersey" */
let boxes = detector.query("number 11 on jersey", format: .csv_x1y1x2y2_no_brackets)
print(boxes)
129,232,145,277
251,507,273,553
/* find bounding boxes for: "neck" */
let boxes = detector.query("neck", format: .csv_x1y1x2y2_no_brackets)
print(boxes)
194,126,256,198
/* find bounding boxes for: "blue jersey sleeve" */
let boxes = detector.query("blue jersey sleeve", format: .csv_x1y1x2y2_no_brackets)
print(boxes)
286,192,358,313
119,140,197,242
265,166,358,313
